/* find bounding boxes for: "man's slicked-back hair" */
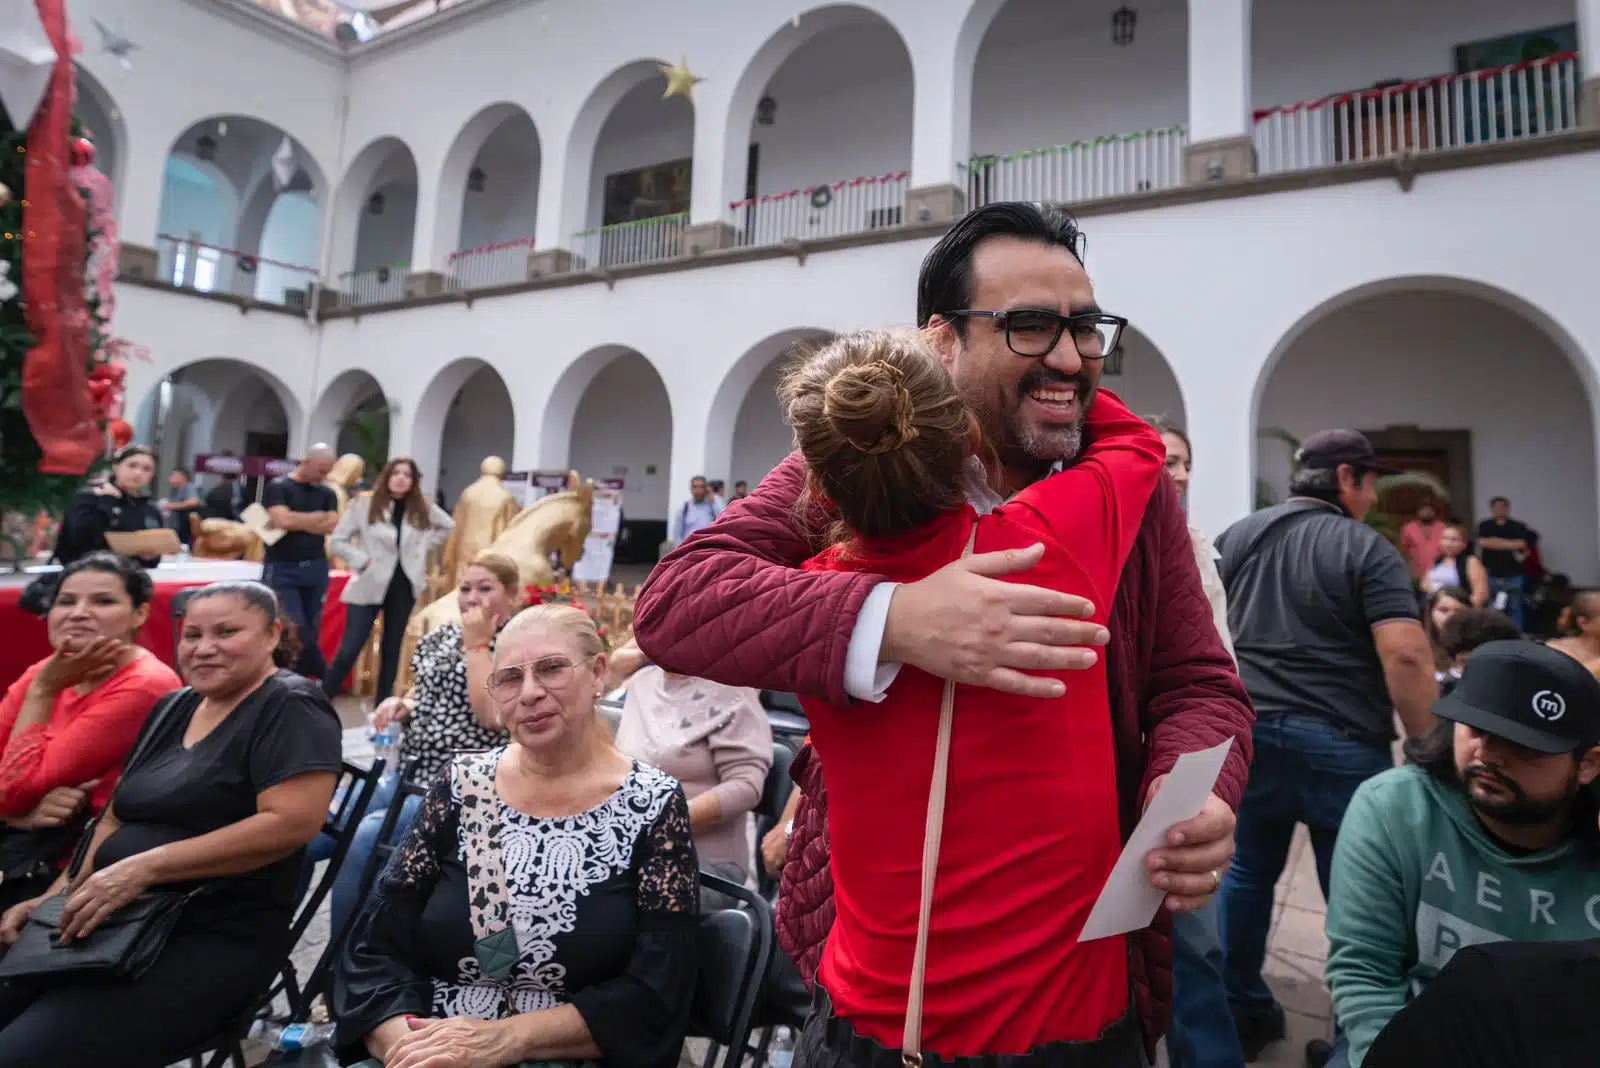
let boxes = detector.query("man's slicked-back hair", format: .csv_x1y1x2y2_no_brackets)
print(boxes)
915,202,1086,329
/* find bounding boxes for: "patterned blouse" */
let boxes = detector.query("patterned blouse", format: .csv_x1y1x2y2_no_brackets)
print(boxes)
400,623,508,781
333,750,700,1068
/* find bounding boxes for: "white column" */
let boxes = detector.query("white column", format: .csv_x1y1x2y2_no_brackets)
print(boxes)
116,120,171,251
1580,0,1600,124
907,28,970,193
688,83,736,227
407,167,445,274
1182,383,1256,541
1187,0,1252,144
1185,0,1254,180
664,390,710,542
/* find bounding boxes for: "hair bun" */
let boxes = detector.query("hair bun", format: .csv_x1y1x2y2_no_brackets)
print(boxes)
822,359,920,456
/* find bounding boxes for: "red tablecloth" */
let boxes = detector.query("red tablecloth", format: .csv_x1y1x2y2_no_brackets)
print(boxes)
0,573,350,693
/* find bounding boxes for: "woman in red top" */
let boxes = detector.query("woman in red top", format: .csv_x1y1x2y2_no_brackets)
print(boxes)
779,329,1164,1060
0,552,179,908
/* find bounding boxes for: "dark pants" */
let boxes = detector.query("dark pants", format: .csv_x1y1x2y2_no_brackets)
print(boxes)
323,570,415,701
1168,899,1245,1068
1220,714,1392,1023
1489,575,1526,629
795,987,1145,1068
0,929,273,1068
265,558,330,679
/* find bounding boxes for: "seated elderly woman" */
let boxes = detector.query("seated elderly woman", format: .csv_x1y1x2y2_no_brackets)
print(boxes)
613,654,772,904
0,553,180,909
0,580,342,1068
333,605,699,1068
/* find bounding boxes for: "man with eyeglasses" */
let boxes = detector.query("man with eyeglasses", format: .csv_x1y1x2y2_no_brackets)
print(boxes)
634,202,1253,1068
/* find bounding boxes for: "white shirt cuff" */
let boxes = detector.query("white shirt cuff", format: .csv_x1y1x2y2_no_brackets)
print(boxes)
844,582,902,703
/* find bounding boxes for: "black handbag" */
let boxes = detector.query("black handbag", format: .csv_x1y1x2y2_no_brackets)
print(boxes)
18,571,61,618
0,691,200,984
0,819,88,888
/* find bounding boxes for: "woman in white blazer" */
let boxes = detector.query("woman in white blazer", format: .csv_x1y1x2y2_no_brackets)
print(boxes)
324,458,454,700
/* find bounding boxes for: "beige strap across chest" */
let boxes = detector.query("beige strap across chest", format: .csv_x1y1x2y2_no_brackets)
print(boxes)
901,526,975,1067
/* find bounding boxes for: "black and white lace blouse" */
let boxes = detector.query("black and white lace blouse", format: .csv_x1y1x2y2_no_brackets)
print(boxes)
400,623,508,782
333,749,700,1068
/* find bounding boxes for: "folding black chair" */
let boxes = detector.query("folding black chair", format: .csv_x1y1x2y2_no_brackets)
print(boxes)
759,691,811,744
755,739,797,898
691,871,774,1068
298,764,428,1011
182,755,387,1068
744,944,813,1066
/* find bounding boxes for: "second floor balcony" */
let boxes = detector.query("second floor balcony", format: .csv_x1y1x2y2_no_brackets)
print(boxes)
123,0,1594,313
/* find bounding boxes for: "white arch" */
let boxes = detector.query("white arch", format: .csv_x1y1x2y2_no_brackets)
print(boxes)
434,102,542,261
309,368,390,448
1252,274,1599,418
1252,274,1600,578
330,135,421,276
136,358,304,469
557,59,687,244
706,327,833,470
713,6,916,216
410,358,515,497
1107,325,1188,432
537,345,675,468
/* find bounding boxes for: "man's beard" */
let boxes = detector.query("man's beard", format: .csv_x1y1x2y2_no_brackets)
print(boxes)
970,368,1096,466
1460,763,1579,826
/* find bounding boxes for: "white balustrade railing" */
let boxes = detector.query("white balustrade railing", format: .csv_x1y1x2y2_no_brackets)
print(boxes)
155,235,319,308
336,265,413,308
1254,52,1582,175
572,213,687,269
962,126,1187,208
447,237,537,289
728,172,909,249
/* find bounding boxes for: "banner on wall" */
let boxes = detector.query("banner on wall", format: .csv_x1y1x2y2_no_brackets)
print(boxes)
194,454,298,479
572,478,624,584
504,471,574,508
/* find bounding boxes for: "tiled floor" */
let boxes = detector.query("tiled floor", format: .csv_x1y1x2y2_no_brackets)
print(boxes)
1255,824,1335,1068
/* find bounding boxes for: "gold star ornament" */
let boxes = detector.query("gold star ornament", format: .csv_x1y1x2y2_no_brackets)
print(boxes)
659,58,704,101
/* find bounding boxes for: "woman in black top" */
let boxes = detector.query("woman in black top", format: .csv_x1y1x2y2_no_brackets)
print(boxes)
334,604,699,1068
53,445,166,567
0,580,343,1068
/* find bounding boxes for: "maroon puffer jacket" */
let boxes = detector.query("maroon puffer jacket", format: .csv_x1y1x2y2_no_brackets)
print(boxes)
635,453,1254,1059
775,742,832,983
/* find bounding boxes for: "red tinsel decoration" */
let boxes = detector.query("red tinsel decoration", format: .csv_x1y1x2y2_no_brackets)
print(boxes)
20,0,98,477
108,418,132,450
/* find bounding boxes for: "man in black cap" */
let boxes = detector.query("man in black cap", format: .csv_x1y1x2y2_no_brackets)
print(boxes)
1322,640,1600,1067
1213,428,1439,1059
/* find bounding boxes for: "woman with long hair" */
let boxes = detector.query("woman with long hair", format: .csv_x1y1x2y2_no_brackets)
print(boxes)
1424,586,1473,671
776,328,1165,1063
325,457,454,700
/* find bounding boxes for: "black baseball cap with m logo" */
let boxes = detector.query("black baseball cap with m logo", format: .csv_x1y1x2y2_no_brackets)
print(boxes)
1435,640,1600,754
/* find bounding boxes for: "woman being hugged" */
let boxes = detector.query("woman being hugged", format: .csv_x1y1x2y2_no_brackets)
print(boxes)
0,580,342,1068
326,457,455,701
778,328,1165,1062
0,553,180,909
334,604,699,1068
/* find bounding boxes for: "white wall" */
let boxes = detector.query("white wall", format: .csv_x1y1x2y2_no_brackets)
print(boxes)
355,182,420,270
569,353,674,520
729,358,792,490
257,192,321,300
1252,0,1579,107
458,116,541,249
158,157,236,248
971,0,1188,156
588,86,695,230
1258,290,1598,579
439,367,515,503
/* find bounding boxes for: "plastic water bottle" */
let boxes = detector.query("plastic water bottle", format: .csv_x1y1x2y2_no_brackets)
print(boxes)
367,701,402,775
767,1027,795,1068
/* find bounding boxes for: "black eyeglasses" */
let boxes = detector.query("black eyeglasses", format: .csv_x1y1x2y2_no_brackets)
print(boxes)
944,309,1127,360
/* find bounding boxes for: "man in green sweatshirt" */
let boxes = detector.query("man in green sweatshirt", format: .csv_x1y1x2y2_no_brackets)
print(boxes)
1324,640,1600,1067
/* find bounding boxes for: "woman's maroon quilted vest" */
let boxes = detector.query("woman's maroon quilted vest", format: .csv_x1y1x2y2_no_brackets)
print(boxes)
775,742,833,984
